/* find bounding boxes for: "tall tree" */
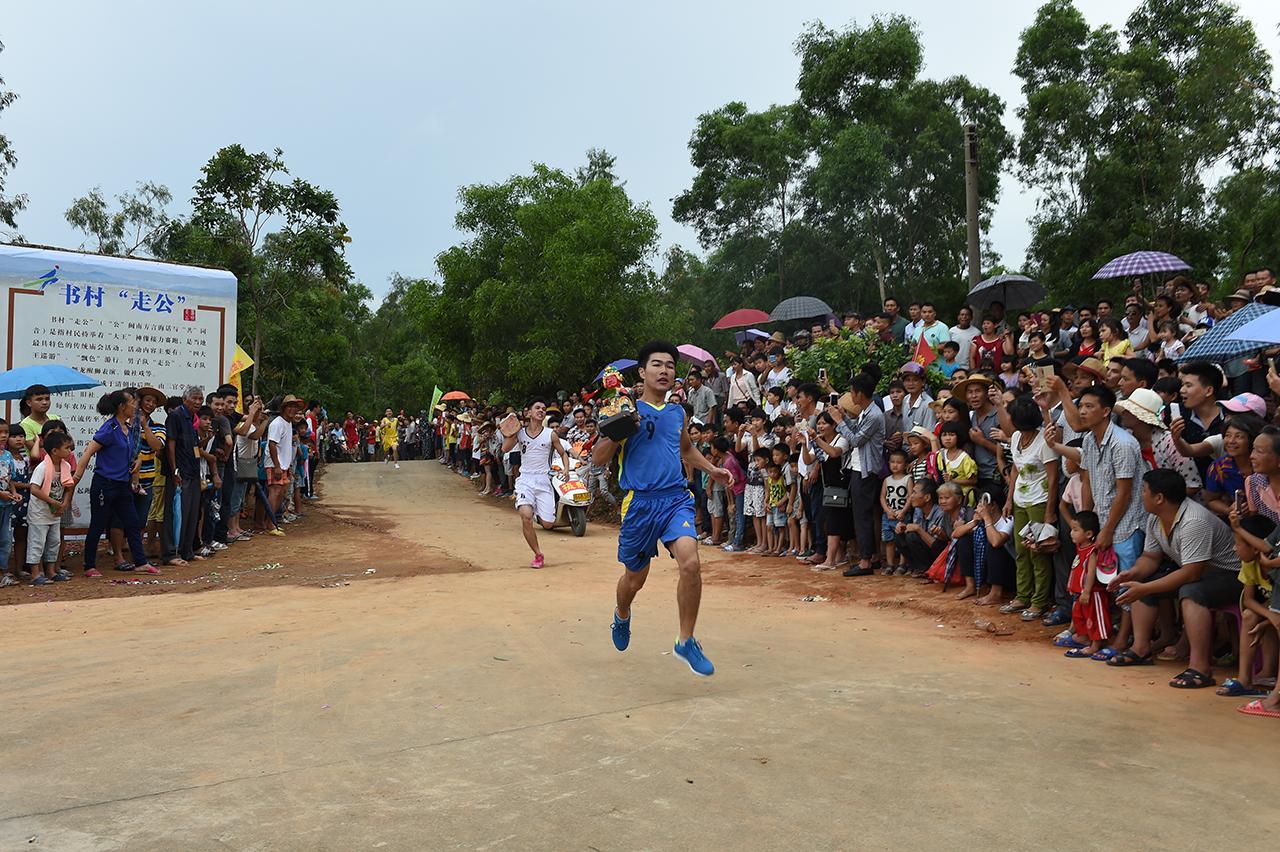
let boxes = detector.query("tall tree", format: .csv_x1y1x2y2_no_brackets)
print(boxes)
421,158,681,402
156,145,350,394
65,181,173,256
0,40,27,234
576,147,621,187
796,17,1012,306
1014,0,1279,300
673,102,808,301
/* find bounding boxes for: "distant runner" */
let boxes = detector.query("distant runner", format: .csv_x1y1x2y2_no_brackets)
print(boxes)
379,408,400,469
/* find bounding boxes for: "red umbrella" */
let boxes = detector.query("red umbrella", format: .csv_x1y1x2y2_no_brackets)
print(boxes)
713,308,771,330
441,391,471,401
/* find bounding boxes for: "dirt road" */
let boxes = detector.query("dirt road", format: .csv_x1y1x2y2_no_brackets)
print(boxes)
3,460,1276,851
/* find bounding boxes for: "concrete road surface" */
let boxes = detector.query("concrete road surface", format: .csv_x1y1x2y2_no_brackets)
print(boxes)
2,460,1275,851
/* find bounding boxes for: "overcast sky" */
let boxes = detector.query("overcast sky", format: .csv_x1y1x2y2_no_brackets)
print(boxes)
4,1,1278,300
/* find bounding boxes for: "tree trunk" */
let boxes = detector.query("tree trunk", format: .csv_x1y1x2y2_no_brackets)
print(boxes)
250,273,262,397
873,244,886,306
777,183,787,303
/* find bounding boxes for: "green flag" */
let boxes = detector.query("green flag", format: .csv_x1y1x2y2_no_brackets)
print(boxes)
430,385,443,412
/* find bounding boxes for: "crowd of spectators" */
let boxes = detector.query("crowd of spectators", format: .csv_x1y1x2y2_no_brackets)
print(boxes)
0,383,322,586
408,268,1280,720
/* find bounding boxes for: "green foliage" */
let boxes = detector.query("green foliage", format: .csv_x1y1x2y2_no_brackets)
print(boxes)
65,182,172,257
1211,166,1280,288
417,156,688,401
1014,0,1280,301
671,17,1013,317
0,40,27,233
672,103,807,300
156,144,352,397
789,332,940,395
797,17,1013,309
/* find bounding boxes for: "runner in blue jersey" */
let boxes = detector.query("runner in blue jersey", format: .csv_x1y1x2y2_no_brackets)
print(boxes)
591,341,735,676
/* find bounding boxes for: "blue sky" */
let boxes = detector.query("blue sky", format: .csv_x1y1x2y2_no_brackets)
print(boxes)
4,1,1278,300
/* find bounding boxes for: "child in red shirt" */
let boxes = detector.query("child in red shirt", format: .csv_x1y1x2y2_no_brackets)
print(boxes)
1063,510,1116,658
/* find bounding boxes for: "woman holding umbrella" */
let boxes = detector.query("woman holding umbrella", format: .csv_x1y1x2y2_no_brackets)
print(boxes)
72,389,160,577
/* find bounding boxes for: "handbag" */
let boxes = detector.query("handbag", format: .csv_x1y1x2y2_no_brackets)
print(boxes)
820,465,849,508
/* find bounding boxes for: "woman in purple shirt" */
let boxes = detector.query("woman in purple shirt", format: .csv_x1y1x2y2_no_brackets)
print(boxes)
72,389,159,576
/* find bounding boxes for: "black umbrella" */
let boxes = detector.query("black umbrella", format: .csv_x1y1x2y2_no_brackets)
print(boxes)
966,274,1045,312
769,296,834,322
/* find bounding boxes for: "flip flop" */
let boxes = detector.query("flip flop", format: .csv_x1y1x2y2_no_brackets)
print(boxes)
1053,635,1086,649
1064,647,1094,658
1090,647,1119,662
1169,667,1216,689
1237,700,1280,719
1217,678,1269,698
1106,649,1154,667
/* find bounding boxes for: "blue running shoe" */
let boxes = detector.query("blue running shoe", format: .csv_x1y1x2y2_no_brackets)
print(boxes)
612,610,631,652
673,636,714,677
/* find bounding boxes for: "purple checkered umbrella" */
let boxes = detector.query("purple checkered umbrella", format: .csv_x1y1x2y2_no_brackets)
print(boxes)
1090,251,1191,280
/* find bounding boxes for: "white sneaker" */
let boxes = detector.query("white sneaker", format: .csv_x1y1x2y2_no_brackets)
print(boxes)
395,463,401,469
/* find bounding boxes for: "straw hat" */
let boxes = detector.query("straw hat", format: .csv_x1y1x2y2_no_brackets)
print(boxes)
136,386,165,404
952,374,995,399
770,331,786,343
1226,288,1253,304
905,425,934,444
1062,357,1106,382
1114,388,1163,427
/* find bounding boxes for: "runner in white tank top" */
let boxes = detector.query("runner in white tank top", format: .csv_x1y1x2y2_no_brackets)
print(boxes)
500,399,570,569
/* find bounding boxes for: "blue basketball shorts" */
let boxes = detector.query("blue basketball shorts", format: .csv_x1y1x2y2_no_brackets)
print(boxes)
617,486,697,572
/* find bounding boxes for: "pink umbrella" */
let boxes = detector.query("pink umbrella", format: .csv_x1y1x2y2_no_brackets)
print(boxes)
678,344,715,366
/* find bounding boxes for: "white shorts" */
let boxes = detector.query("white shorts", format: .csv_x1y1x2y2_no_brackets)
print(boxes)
514,475,556,523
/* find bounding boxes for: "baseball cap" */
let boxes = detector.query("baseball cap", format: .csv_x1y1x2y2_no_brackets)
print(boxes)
1222,392,1266,418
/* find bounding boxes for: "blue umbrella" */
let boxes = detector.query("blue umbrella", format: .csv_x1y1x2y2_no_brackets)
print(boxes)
1227,307,1280,345
734,328,771,346
1091,251,1190,280
1177,302,1276,373
594,359,638,382
0,364,104,400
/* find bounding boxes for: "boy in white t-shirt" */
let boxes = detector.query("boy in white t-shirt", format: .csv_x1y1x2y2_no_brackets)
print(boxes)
880,448,912,575
27,432,73,585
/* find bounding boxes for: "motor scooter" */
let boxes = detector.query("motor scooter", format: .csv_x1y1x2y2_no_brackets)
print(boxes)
549,455,590,537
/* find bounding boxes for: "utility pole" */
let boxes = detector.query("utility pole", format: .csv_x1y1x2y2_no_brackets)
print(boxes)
963,123,981,288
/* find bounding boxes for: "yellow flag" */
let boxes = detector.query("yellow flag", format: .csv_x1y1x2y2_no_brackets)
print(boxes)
227,344,254,380
228,344,254,414
230,372,244,413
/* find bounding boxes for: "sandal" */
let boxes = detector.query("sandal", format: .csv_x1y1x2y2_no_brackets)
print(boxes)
1106,649,1154,667
1169,668,1216,689
83,568,103,578
1090,647,1119,662
1053,635,1086,649
998,601,1027,614
1064,647,1094,658
1217,678,1269,698
1019,608,1043,622
1237,699,1280,719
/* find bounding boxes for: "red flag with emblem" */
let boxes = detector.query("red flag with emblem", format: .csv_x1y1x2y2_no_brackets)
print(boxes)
912,334,936,368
